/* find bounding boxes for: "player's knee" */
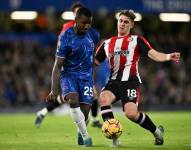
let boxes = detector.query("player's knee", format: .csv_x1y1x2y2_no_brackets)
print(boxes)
68,97,80,108
66,93,80,108
99,91,113,106
125,110,138,121
69,100,80,108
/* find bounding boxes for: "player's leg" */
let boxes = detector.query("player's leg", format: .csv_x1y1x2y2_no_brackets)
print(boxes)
34,98,61,128
98,80,119,146
66,93,91,146
99,90,115,121
73,79,94,146
99,80,117,122
90,86,102,128
63,77,92,146
80,103,93,146
123,83,164,145
92,60,110,127
99,89,121,147
91,99,102,128
124,103,164,145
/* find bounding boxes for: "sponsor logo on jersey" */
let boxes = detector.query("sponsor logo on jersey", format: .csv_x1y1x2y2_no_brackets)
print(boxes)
109,50,129,57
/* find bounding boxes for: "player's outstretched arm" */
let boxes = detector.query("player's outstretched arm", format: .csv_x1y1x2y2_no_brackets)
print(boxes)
148,49,180,63
46,57,64,101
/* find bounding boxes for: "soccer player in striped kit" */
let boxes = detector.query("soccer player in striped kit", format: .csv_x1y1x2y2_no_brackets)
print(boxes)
95,10,180,146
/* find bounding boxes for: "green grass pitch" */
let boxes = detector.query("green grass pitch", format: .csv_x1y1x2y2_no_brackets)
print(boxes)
0,111,191,150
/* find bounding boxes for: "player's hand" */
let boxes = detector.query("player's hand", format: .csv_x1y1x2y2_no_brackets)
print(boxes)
46,91,58,102
169,52,180,63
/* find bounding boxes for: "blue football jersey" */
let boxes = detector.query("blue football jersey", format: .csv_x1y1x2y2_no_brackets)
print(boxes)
56,27,100,80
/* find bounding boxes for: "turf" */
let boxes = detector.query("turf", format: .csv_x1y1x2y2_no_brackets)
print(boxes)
0,111,191,150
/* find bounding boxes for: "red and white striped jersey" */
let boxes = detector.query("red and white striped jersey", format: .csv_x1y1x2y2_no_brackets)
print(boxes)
95,35,153,83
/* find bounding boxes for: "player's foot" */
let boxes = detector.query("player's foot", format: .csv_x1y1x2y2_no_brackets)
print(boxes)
34,113,45,128
111,137,120,147
77,132,84,145
91,120,102,128
84,137,93,147
154,125,164,145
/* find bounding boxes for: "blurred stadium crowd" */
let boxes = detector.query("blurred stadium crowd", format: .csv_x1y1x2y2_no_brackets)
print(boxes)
0,11,191,110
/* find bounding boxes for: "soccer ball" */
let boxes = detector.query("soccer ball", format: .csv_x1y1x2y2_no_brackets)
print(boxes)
102,118,122,139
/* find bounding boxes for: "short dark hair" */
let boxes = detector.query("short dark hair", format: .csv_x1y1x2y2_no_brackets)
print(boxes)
71,2,84,12
119,10,136,21
75,7,92,18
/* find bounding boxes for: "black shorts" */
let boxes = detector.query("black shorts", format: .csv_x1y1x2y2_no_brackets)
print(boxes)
103,80,141,108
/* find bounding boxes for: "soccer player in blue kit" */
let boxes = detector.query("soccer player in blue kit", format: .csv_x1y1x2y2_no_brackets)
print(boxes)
46,7,99,147
35,2,103,128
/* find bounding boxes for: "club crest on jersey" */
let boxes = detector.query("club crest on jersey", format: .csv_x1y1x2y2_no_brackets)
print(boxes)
128,37,133,42
86,37,95,49
90,42,94,48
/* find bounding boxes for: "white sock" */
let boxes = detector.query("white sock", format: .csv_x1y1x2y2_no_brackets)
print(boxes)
154,127,161,137
70,107,89,139
37,108,48,116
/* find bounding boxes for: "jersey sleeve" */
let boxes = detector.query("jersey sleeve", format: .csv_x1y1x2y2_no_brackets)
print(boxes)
137,36,153,56
55,32,70,58
95,41,107,64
